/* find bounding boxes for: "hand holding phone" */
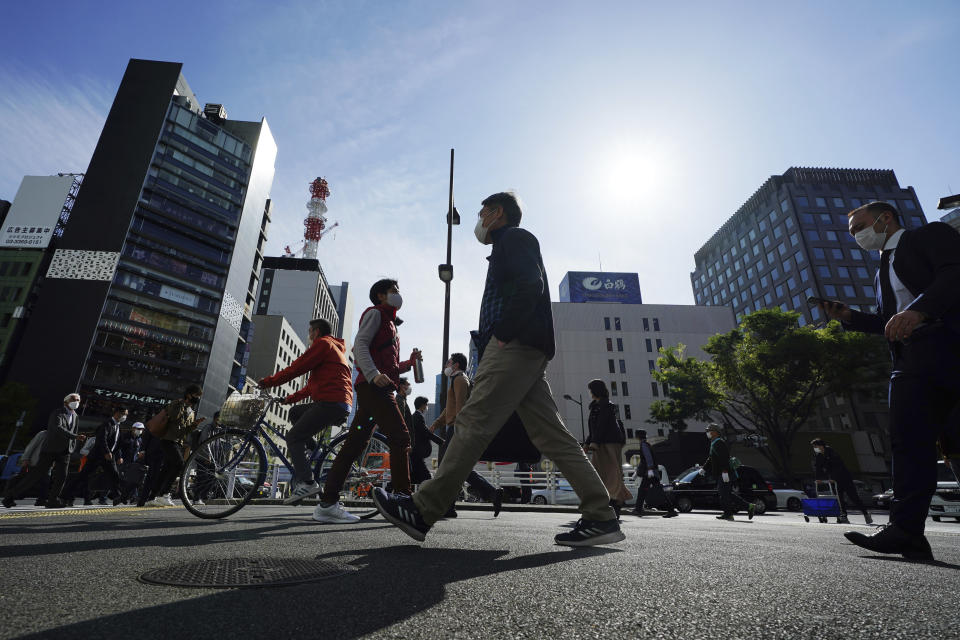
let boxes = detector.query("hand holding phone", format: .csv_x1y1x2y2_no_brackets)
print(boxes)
806,296,851,322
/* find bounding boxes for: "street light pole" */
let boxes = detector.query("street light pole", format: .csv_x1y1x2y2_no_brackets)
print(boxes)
438,149,459,411
562,394,586,443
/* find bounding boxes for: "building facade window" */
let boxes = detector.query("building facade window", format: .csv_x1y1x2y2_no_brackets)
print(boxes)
616,337,623,351
606,337,613,351
619,359,626,373
650,382,659,397
608,359,615,373
604,317,610,330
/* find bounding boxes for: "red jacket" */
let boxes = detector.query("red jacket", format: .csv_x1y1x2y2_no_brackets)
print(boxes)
261,335,353,405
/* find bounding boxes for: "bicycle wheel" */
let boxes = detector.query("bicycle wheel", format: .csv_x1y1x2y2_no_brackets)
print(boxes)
312,430,391,504
180,428,268,519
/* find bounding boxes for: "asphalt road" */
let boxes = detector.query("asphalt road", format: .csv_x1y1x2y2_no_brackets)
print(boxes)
0,503,957,639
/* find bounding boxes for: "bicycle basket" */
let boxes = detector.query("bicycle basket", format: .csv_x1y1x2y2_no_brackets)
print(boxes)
219,392,267,428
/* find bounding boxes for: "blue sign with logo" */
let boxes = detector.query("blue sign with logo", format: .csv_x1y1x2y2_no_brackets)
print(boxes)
559,272,643,304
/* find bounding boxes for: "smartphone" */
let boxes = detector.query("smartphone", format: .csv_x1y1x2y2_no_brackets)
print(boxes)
806,296,830,307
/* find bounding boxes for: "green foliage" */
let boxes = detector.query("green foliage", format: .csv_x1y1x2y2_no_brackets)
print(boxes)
649,308,889,480
0,382,37,452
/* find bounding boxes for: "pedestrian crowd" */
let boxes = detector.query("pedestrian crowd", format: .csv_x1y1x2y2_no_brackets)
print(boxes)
3,194,958,561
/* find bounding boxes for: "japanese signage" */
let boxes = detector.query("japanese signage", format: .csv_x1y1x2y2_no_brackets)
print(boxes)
559,271,643,304
0,175,75,249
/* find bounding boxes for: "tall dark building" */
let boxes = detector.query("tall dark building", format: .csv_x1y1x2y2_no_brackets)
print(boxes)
690,167,928,482
6,59,276,425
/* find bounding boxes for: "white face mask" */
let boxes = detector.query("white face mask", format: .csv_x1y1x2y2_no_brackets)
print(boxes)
854,215,888,251
814,447,823,454
68,401,79,410
443,366,455,377
474,216,493,245
386,292,403,309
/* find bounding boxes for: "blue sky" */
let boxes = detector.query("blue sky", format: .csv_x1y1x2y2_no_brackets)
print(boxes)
2,1,958,401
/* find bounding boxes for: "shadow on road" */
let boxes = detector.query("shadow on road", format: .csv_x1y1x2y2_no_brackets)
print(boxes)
863,555,960,571
20,544,619,639
0,518,394,559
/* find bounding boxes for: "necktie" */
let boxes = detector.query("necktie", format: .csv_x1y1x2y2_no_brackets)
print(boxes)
879,249,896,321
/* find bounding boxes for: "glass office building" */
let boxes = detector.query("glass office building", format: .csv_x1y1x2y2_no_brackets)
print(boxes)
7,59,276,424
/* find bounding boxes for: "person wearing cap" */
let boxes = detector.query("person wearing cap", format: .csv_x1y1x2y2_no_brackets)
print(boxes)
632,429,678,518
811,438,872,525
699,424,754,521
3,393,87,509
118,421,148,504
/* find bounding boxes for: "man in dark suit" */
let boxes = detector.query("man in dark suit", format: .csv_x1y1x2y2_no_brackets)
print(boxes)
819,201,960,561
64,403,127,506
409,395,433,486
3,393,87,508
698,424,754,521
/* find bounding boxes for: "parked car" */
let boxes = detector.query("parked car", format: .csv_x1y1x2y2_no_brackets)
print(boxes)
872,489,893,509
772,489,806,511
530,465,669,506
669,465,777,514
929,460,960,523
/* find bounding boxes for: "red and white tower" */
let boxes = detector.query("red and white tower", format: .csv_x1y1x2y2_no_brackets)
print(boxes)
303,177,337,259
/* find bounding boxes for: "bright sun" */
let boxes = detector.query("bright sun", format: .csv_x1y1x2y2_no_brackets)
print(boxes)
593,140,669,210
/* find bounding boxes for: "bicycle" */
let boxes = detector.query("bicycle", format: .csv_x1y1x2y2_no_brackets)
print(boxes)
179,388,390,519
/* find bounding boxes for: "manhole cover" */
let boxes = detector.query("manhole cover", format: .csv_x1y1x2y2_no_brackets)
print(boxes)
140,557,354,588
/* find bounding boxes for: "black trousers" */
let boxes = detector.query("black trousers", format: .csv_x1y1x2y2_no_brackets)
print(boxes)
718,478,752,516
285,402,349,484
410,453,432,485
150,440,183,499
64,454,120,500
5,451,69,503
835,479,869,517
888,328,960,534
636,472,674,511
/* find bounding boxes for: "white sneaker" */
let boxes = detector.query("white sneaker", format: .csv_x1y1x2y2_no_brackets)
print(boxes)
193,498,205,506
312,502,361,524
145,498,167,508
284,480,322,505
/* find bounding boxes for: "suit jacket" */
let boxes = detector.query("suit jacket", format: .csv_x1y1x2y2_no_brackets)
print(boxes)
41,406,81,454
409,410,432,459
92,418,121,457
845,222,960,342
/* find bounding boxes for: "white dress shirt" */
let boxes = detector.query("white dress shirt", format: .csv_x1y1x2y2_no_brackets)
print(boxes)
881,229,914,314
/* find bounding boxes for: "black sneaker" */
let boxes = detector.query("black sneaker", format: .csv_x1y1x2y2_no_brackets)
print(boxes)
492,488,503,518
2,497,15,509
554,518,625,547
662,510,679,518
748,503,756,520
716,514,734,521
372,487,431,542
443,505,458,519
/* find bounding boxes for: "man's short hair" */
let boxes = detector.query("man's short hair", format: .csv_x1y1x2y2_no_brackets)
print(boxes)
482,192,522,227
398,377,410,387
184,384,202,397
112,403,128,415
63,393,80,402
414,396,429,410
309,318,332,337
587,378,609,399
706,423,721,434
810,438,827,446
847,201,901,226
450,352,468,371
369,278,398,305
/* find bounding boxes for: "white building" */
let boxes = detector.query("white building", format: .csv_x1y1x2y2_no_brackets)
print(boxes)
246,314,308,456
546,274,735,449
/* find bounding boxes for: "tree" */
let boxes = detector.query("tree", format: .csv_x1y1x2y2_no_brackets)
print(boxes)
0,381,38,453
649,308,889,482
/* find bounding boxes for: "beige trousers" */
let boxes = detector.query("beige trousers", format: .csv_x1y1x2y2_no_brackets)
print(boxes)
413,341,615,524
590,443,632,503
